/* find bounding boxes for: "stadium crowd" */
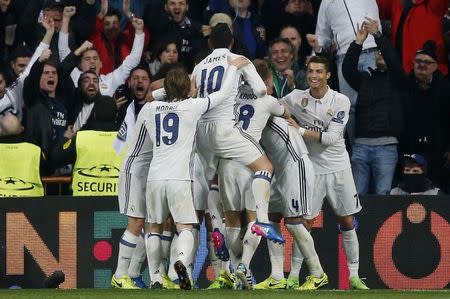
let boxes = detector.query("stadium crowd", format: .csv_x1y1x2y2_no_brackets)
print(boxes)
0,0,449,291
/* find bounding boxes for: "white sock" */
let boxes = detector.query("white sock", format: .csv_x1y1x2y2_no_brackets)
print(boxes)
168,233,178,281
207,232,221,278
252,171,272,223
342,228,359,278
145,232,162,284
267,222,284,280
160,230,174,275
225,226,242,269
286,223,323,278
177,229,194,280
115,230,139,278
128,233,146,278
289,241,303,280
208,185,224,231
241,221,261,268
190,225,200,279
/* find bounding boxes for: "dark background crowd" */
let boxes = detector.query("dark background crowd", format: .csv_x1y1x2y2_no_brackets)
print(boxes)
0,0,449,195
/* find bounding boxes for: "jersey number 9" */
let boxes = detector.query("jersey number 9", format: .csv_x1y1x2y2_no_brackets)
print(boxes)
155,113,179,146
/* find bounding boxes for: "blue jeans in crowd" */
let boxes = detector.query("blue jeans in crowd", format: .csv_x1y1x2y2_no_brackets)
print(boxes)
351,143,398,195
336,49,376,146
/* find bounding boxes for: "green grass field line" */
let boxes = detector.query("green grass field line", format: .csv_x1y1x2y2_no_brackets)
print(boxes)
0,289,449,299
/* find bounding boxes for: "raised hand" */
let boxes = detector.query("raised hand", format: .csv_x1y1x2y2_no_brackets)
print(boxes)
39,49,52,62
355,22,369,45
63,6,76,19
306,34,321,52
132,17,144,34
123,0,133,18
42,16,55,33
74,40,93,56
98,0,108,19
364,17,381,36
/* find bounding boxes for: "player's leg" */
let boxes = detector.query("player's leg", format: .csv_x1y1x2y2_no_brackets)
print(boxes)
127,230,147,288
254,178,285,290
168,181,199,290
327,169,368,290
246,155,284,244
287,241,302,289
111,216,144,289
145,223,164,289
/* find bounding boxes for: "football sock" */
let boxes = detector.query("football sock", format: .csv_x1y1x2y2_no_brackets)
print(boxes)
342,228,359,278
286,223,323,278
128,232,146,278
252,171,272,223
267,222,284,280
289,241,304,280
241,221,261,268
226,226,242,268
115,229,139,278
145,232,162,284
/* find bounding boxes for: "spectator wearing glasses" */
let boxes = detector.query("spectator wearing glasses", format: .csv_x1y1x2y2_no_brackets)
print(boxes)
401,40,450,192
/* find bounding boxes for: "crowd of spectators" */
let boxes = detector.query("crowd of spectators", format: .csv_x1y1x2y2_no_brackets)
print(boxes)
0,0,449,194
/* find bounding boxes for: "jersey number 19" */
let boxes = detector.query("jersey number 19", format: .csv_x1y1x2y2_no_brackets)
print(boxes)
155,113,179,146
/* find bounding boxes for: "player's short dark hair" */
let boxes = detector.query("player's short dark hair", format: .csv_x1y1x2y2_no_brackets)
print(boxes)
209,23,233,49
252,59,271,82
307,56,330,72
164,68,191,102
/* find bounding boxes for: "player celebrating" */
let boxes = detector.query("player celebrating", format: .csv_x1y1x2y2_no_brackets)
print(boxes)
142,57,249,290
281,56,369,290
218,59,291,289
192,23,285,251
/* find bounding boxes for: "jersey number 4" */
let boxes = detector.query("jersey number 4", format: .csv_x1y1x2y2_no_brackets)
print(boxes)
199,66,225,97
155,113,179,146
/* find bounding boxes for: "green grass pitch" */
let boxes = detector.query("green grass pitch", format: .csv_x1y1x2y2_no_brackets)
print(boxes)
0,289,449,299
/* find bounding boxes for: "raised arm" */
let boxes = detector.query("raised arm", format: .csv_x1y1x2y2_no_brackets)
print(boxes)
315,1,333,51
342,23,368,90
59,6,77,61
108,18,145,93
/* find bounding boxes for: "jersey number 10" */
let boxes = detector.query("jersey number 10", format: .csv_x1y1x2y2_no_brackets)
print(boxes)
199,66,225,97
155,113,179,146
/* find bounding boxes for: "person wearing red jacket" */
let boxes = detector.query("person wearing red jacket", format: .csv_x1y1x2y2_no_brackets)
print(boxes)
89,0,150,75
377,0,448,75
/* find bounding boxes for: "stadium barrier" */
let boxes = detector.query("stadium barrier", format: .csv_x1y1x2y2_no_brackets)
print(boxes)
0,196,449,289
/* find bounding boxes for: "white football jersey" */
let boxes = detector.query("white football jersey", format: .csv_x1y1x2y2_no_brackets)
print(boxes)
234,83,285,141
280,87,351,174
144,98,210,181
192,48,266,124
261,117,309,170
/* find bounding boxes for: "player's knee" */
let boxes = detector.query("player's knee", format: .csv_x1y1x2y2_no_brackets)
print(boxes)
338,215,356,230
127,217,145,235
268,212,283,223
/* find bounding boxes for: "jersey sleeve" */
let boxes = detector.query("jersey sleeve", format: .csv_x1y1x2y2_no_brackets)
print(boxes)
320,93,350,146
266,96,285,117
240,62,267,97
